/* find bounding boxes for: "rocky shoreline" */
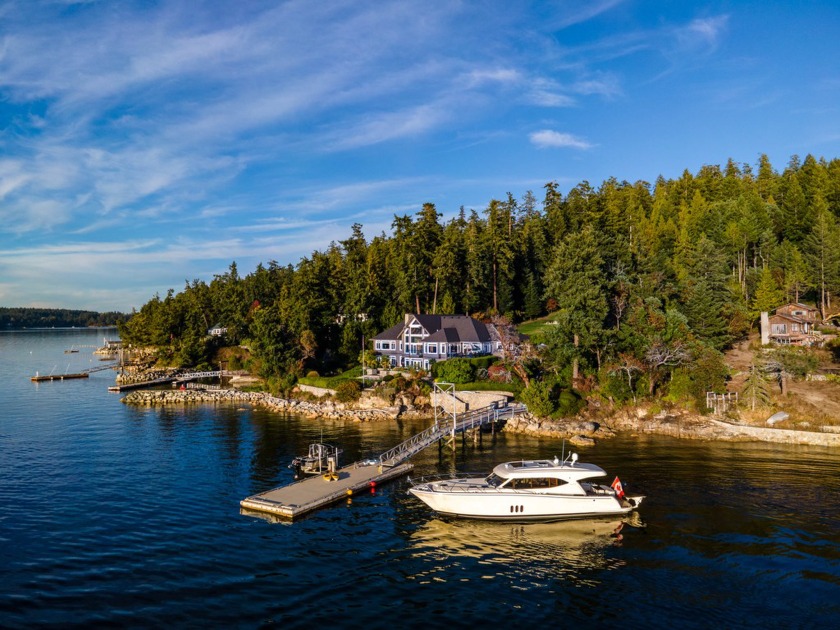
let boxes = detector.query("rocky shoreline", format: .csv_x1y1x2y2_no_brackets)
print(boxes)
121,388,840,447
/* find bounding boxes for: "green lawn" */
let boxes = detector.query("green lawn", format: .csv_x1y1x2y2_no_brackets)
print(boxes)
517,313,562,337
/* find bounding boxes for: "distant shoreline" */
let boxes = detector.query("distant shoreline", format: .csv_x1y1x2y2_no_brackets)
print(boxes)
2,326,118,331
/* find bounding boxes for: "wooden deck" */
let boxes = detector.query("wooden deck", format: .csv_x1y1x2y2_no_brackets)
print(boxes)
31,372,89,382
240,461,414,521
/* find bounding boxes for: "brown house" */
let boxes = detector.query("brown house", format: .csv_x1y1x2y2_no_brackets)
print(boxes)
766,303,820,346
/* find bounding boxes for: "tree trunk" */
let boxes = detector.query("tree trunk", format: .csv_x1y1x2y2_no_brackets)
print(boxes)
572,333,580,382
492,260,498,313
512,363,530,388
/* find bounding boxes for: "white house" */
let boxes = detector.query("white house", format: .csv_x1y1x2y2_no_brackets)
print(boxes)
372,313,494,370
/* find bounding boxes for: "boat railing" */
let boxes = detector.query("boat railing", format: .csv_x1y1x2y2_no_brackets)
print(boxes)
408,473,494,493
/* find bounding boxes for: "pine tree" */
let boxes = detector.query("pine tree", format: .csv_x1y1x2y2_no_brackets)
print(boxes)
741,362,770,411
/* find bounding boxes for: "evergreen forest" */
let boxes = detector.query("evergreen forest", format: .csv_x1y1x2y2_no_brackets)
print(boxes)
117,154,840,411
1,307,128,329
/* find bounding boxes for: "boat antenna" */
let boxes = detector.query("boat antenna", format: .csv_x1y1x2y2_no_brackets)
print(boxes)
560,439,565,466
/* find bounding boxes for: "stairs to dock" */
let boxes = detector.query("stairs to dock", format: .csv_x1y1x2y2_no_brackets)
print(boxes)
378,401,527,467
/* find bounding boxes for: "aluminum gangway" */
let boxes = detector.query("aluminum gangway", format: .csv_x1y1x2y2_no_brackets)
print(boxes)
377,401,527,468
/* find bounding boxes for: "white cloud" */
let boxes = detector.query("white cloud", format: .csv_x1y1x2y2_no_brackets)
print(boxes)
529,130,593,150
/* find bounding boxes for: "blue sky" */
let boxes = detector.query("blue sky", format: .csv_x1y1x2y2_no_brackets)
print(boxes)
1,0,838,312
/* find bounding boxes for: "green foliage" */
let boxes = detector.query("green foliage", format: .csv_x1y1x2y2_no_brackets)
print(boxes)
554,389,584,417
265,372,298,397
770,346,819,378
335,380,362,402
519,380,556,417
435,358,476,384
741,363,771,410
598,368,634,403
519,377,583,417
664,344,729,410
298,366,363,389
827,338,840,363
453,381,522,394
117,152,840,415
0,307,128,328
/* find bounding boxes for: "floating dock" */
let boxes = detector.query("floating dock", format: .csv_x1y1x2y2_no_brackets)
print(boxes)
31,372,89,382
240,462,414,520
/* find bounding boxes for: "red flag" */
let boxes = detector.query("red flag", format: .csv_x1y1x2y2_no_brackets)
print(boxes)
611,476,625,499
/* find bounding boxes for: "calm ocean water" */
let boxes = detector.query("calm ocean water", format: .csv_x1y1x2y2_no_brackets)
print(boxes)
2,328,839,628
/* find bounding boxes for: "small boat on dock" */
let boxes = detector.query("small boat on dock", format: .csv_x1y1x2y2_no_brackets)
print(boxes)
408,452,644,522
289,443,343,480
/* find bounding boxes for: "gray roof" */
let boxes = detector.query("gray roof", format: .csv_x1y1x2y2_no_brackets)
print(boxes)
372,321,404,341
373,314,490,343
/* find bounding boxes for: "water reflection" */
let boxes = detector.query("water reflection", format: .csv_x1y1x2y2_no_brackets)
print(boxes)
407,514,645,587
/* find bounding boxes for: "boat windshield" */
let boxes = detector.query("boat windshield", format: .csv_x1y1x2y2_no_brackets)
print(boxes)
485,473,505,487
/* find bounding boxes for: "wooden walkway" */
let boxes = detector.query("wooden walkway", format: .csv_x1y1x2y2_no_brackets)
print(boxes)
107,370,222,392
240,462,414,520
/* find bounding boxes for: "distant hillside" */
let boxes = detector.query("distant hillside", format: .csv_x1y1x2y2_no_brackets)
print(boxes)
0,307,130,329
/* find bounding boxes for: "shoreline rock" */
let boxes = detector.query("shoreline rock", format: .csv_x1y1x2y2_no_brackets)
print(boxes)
121,389,840,447
121,388,402,422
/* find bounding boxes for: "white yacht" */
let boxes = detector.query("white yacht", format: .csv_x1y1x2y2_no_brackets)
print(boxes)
408,453,644,522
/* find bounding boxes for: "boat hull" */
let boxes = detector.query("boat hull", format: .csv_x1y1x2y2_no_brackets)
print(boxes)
408,486,643,522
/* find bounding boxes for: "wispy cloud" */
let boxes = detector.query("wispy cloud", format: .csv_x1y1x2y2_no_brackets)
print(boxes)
529,130,593,150
6,0,830,313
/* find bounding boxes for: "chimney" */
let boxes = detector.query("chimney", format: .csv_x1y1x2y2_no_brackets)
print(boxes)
760,312,770,345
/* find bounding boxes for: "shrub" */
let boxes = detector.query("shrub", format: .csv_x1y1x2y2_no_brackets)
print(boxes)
306,370,320,378
598,369,634,403
335,380,362,402
519,380,556,417
555,389,584,417
436,358,475,384
487,364,512,383
825,338,840,363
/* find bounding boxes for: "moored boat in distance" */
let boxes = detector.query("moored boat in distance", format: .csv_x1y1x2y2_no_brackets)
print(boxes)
289,443,342,480
408,452,644,522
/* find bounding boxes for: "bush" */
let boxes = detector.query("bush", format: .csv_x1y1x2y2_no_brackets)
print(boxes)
436,358,475,384
598,369,634,403
335,380,362,402
487,364,512,383
306,370,320,378
555,389,584,417
519,380,556,417
266,373,297,397
825,338,840,363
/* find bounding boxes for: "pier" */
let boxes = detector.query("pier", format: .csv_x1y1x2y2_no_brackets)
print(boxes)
31,363,118,382
240,461,414,520
107,370,222,392
240,401,527,521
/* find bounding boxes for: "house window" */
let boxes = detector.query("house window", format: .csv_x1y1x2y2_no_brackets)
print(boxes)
772,324,787,334
427,344,437,354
